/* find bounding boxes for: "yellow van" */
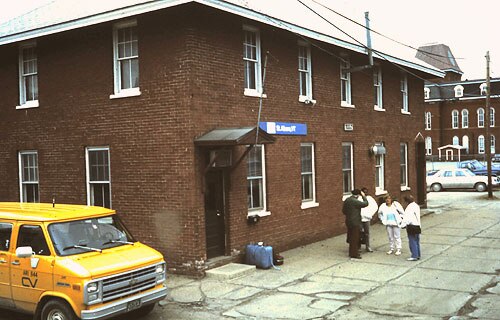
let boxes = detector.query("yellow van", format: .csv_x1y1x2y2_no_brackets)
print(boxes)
0,202,167,320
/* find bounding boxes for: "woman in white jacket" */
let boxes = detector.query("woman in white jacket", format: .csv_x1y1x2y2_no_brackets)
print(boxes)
378,195,404,255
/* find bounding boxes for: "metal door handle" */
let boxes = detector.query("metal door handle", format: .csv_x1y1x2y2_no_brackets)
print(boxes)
12,261,20,265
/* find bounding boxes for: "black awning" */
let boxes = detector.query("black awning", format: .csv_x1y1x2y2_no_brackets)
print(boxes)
194,127,275,147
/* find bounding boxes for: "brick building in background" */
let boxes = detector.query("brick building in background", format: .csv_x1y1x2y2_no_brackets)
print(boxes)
0,0,442,275
417,44,499,160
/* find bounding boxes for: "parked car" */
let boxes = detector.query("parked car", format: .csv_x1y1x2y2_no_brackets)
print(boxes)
426,168,500,192
493,154,500,162
458,160,500,177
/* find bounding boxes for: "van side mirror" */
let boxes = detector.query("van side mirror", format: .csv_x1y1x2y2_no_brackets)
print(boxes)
16,246,34,258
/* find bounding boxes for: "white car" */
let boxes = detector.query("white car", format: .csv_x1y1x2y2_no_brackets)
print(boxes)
427,168,500,192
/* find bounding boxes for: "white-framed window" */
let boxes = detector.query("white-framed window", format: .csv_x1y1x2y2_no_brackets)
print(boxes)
301,143,317,208
425,111,432,130
340,58,352,106
490,108,495,127
424,87,430,100
86,147,111,208
461,109,469,128
452,136,459,146
478,108,485,127
298,41,313,103
452,110,459,129
111,20,140,99
247,144,268,215
243,25,263,97
373,67,383,110
491,135,496,153
425,137,432,155
462,135,469,153
400,143,408,189
375,143,385,193
18,151,39,203
480,83,487,95
342,142,354,195
18,42,39,109
454,85,464,98
401,73,409,113
478,135,485,154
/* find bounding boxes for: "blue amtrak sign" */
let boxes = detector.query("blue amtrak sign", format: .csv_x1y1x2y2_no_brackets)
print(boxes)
259,122,307,135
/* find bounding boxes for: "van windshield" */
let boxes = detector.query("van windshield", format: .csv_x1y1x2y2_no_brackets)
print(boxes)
48,215,136,256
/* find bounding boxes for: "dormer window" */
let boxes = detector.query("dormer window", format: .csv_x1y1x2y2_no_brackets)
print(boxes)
454,85,464,98
424,87,430,100
480,83,487,95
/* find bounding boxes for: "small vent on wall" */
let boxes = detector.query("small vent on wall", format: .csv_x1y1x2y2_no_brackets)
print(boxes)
344,123,354,131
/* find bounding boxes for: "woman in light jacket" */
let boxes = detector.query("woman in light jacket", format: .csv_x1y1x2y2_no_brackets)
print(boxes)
378,194,404,255
403,195,421,261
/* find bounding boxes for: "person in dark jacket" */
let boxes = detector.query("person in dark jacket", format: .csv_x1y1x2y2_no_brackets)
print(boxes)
342,189,368,259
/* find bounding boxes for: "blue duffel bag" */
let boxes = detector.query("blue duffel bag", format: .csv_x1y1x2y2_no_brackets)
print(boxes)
245,242,274,269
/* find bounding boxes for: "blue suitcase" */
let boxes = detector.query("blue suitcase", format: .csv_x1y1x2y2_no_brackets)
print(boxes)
246,243,273,269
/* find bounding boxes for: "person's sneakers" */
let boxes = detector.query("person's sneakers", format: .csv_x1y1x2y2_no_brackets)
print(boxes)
386,250,394,255
395,250,402,256
350,256,362,260
407,257,418,261
366,247,374,252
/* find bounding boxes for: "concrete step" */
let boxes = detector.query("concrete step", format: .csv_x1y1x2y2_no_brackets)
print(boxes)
205,263,256,280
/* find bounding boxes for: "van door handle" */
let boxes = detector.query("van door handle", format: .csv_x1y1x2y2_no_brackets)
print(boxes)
12,261,20,265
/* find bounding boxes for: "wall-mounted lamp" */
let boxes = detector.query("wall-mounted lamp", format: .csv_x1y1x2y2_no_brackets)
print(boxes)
247,214,260,224
370,144,386,155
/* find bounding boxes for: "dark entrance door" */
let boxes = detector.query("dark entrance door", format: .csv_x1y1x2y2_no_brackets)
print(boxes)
205,170,226,259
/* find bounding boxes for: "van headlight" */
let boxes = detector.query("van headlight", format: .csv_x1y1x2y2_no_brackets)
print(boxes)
84,281,102,305
156,263,166,284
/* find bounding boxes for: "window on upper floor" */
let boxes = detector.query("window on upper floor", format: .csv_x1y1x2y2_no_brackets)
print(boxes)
247,144,267,215
18,151,39,203
298,41,314,103
373,67,383,110
425,111,432,130
491,135,496,154
454,85,464,98
111,20,140,99
490,108,495,127
461,109,469,128
424,87,430,100
340,58,352,107
478,108,485,127
400,143,408,189
478,135,485,154
425,137,432,155
301,143,317,208
401,73,409,113
243,25,263,97
18,42,39,109
480,83,487,95
452,136,459,146
342,142,354,195
452,110,459,129
86,147,111,208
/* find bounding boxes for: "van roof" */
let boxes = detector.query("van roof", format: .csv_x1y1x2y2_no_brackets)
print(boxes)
0,202,115,222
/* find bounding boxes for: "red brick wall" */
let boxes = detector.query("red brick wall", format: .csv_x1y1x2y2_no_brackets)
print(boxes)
0,3,428,275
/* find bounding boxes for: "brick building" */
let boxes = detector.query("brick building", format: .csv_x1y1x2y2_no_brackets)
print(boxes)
0,1,442,275
417,44,499,160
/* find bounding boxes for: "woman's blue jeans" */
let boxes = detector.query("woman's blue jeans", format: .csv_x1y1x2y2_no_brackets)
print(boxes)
408,233,420,259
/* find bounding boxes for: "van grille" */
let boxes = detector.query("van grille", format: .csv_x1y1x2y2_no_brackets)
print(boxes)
102,265,157,302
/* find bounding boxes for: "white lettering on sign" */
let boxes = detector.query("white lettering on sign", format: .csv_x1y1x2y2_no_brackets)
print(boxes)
276,125,296,133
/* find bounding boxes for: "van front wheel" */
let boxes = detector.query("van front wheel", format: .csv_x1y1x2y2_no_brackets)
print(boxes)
41,300,77,320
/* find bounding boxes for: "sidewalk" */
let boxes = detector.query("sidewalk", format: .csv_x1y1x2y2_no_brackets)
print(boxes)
151,192,500,320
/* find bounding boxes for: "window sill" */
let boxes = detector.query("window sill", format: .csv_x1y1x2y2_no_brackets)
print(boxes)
301,201,319,209
299,95,316,104
374,106,385,111
244,89,267,98
401,110,411,115
16,100,39,109
110,88,141,99
400,186,411,191
375,189,388,196
341,102,355,108
425,128,431,131
247,210,271,217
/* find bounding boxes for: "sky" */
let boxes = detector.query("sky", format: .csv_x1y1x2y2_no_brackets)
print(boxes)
0,0,498,81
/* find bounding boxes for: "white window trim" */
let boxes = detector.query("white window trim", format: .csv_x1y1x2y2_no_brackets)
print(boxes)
425,137,432,155
425,112,432,130
480,83,487,95
298,41,314,103
243,25,264,98
300,143,319,209
247,144,270,217
18,150,39,203
110,19,141,99
491,135,496,153
401,73,409,114
375,143,385,194
400,143,408,190
478,108,485,128
373,68,384,110
85,146,112,208
462,135,469,153
342,142,354,195
340,58,353,107
461,109,469,128
17,41,39,109
490,108,495,127
454,85,464,98
478,135,485,154
452,110,459,129
424,87,430,100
